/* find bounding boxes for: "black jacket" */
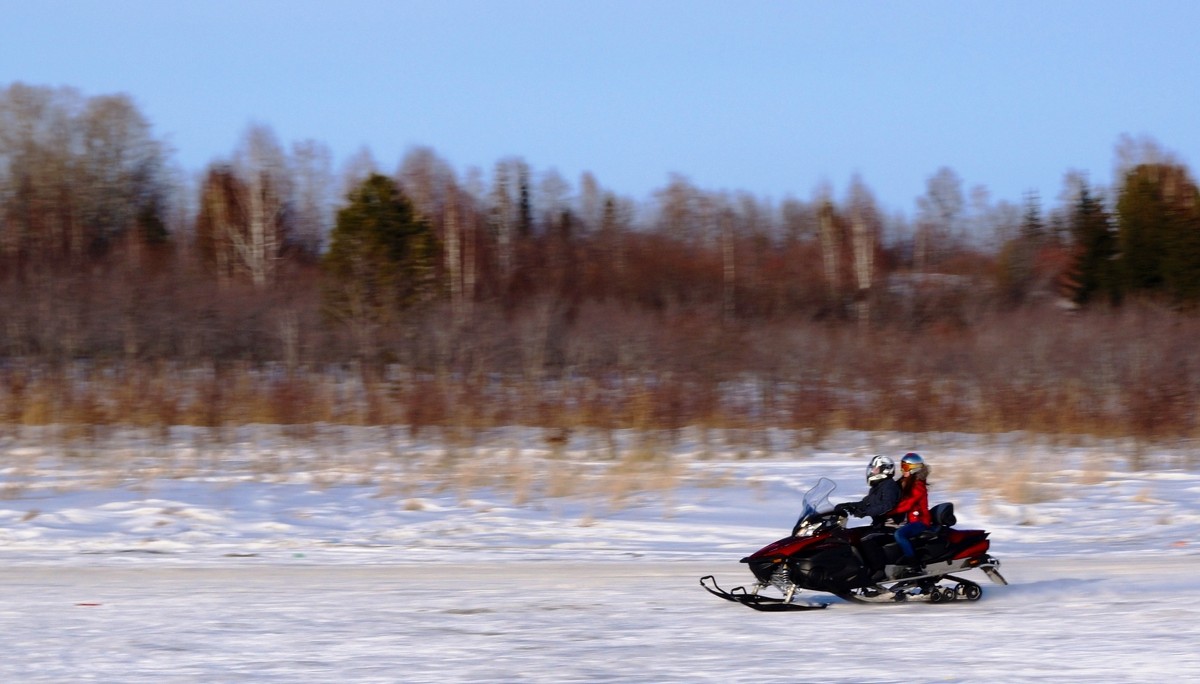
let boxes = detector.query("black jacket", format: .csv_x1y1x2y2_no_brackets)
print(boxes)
843,477,901,526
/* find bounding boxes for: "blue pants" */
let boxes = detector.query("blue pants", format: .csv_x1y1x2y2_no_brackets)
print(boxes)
894,522,929,560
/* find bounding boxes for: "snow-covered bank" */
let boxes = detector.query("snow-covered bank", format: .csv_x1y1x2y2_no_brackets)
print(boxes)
1,427,1197,564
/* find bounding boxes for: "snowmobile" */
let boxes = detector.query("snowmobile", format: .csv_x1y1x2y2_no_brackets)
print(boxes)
701,477,1007,611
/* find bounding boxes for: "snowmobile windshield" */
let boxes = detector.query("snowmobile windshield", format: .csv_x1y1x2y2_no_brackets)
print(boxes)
798,477,836,520
791,477,838,538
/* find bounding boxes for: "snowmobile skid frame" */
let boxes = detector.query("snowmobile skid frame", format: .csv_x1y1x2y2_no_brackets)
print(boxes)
838,573,992,604
844,554,1008,603
699,575,828,612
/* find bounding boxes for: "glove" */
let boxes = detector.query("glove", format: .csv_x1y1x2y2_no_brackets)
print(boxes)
834,503,854,516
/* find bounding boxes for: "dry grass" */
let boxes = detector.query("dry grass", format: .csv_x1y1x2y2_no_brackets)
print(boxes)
2,305,1197,508
0,420,1182,515
3,305,1199,447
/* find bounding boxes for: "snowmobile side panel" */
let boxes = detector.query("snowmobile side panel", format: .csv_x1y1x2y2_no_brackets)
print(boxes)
788,544,871,592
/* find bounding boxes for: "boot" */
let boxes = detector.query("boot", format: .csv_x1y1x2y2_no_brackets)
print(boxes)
896,556,923,578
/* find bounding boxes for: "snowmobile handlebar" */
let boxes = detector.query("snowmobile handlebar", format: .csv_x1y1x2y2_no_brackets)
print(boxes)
792,510,846,538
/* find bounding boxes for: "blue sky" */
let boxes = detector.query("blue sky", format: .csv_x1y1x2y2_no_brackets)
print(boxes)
4,1,1199,215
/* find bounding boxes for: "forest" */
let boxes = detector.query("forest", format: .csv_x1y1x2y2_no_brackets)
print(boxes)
2,82,1200,443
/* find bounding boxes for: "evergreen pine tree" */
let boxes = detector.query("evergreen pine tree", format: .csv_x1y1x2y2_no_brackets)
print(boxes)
1066,186,1118,306
1115,163,1200,304
322,174,437,349
1117,164,1170,295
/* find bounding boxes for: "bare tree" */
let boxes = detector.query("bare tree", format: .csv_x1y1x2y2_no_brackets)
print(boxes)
578,171,602,235
398,147,481,320
230,124,291,287
915,166,964,270
489,159,517,283
444,181,466,321
0,84,75,260
816,184,840,301
398,146,455,221
780,197,817,245
339,146,380,199
1114,133,1175,181
654,173,705,243
846,175,881,329
597,192,630,296
290,138,334,256
721,208,736,322
193,126,291,288
78,93,166,254
0,84,166,263
537,168,570,232
195,165,241,284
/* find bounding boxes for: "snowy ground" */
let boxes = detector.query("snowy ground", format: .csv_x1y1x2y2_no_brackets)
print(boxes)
0,427,1198,682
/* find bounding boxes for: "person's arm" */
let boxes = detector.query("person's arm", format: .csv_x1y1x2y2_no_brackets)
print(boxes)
834,497,864,516
858,483,900,517
893,485,920,515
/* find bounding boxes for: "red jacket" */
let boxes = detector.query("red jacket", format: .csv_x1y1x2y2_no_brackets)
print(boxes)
892,478,929,525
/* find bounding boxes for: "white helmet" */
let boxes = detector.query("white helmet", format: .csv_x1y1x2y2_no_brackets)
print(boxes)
866,455,895,484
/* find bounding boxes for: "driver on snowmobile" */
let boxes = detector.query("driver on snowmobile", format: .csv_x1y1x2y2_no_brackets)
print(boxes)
833,455,901,527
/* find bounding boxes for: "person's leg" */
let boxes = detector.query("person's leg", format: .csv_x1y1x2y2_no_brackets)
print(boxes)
894,524,916,559
895,522,929,561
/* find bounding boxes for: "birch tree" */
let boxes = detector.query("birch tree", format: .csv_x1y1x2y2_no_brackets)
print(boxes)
846,175,880,329
0,84,167,262
290,138,334,256
915,167,964,271
817,193,840,301
232,124,290,286
489,159,516,283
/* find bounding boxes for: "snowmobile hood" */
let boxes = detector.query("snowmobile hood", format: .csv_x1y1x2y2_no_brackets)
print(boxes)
741,534,821,562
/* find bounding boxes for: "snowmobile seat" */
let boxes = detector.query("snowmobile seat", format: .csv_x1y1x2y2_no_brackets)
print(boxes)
929,502,956,528
913,503,957,543
856,531,895,572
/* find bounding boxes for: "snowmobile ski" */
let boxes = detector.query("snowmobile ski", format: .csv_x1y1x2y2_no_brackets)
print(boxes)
699,575,828,611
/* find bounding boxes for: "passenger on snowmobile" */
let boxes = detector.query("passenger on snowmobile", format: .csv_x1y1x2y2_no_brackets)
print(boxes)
891,452,931,575
831,455,901,527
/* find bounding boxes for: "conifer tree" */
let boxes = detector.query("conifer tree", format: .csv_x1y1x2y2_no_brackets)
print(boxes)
322,174,437,355
1116,163,1200,303
1065,186,1118,306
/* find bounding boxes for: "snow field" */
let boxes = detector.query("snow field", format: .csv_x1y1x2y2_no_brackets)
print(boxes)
0,427,1197,681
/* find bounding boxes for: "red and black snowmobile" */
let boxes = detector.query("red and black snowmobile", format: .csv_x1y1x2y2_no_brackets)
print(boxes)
701,477,1007,611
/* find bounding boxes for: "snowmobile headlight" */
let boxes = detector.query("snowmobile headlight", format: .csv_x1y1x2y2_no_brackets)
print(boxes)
794,520,819,537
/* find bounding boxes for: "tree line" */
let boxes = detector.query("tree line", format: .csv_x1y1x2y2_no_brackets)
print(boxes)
2,83,1199,371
